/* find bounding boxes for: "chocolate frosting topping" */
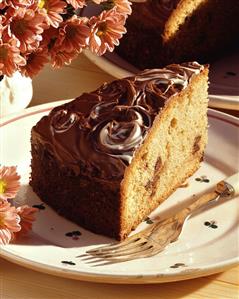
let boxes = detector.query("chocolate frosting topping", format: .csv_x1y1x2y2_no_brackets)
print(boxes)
33,62,204,180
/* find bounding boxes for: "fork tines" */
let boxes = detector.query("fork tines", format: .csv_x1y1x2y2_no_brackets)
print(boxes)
85,235,162,261
86,237,145,255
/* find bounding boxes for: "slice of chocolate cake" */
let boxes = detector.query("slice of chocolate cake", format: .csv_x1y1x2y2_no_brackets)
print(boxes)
30,62,209,240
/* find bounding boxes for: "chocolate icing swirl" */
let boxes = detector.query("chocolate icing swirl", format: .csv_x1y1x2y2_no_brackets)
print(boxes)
51,109,78,133
91,104,151,164
33,62,204,180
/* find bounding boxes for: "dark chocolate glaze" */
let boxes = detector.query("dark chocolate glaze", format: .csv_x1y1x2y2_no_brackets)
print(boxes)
32,62,204,180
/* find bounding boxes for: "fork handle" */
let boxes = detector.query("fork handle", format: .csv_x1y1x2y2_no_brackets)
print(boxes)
223,172,239,196
180,172,239,218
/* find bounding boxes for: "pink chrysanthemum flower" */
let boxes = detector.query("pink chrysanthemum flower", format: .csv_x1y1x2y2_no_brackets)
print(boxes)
91,0,105,4
111,0,132,15
92,0,131,14
65,0,86,9
0,166,21,201
0,3,6,10
0,0,131,78
55,16,90,53
88,9,127,56
16,205,38,236
20,48,49,77
10,8,45,53
50,49,78,68
0,37,26,77
40,26,59,48
0,200,21,245
0,16,6,36
3,0,35,8
38,0,67,28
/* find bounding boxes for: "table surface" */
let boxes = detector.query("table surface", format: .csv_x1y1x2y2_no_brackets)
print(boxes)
0,53,238,299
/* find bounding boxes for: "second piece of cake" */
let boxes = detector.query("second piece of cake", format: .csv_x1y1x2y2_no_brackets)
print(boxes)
30,62,209,240
117,0,239,70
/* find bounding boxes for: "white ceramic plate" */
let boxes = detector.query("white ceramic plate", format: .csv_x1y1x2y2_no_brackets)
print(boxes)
84,50,239,111
0,102,238,284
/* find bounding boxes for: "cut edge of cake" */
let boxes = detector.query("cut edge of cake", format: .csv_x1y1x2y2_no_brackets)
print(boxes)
119,66,209,239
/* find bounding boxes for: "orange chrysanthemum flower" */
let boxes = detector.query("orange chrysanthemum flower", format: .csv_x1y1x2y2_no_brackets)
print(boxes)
112,0,132,15
4,0,35,8
100,0,132,15
0,16,6,36
91,0,105,4
55,16,89,53
0,0,131,77
38,0,66,28
10,8,45,53
16,205,38,236
65,0,86,9
40,26,59,48
89,9,127,56
0,166,21,201
0,38,26,77
50,49,78,68
20,48,49,77
0,200,21,245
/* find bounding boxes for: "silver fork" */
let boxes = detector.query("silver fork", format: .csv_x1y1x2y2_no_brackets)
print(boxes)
85,173,239,262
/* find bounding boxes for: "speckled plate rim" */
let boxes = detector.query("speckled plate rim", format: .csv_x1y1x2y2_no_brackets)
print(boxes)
0,101,239,284
0,248,238,284
83,50,239,111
